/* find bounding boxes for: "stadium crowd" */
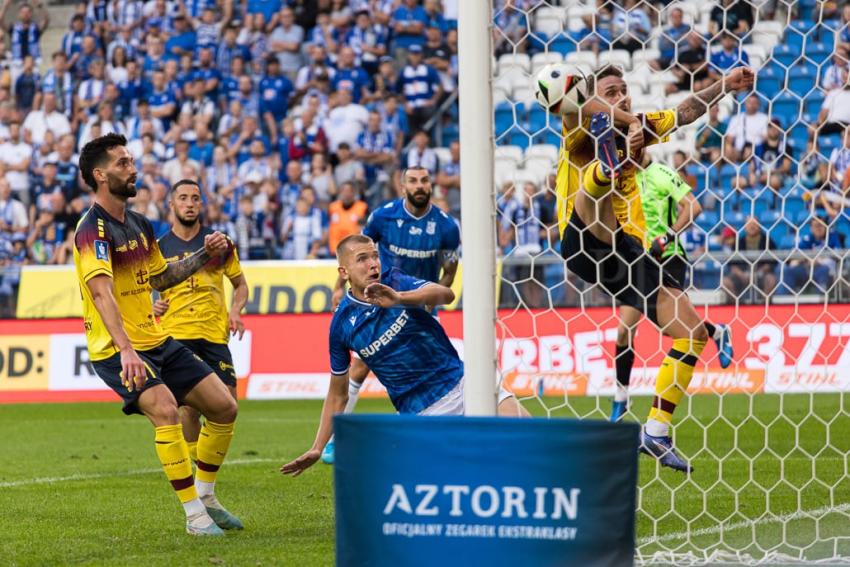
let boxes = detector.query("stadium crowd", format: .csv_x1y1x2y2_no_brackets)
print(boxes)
0,0,848,315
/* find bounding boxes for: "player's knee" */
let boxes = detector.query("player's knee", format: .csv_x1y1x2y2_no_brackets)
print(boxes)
150,401,181,425
616,324,633,347
216,397,238,423
692,323,709,343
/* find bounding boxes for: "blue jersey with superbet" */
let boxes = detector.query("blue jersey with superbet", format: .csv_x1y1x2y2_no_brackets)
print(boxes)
328,268,463,414
362,199,460,284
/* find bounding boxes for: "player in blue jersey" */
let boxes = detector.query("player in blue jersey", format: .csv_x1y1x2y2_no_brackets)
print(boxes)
322,166,460,464
281,235,525,477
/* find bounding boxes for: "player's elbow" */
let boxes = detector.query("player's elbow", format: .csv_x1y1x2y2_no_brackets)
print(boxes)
441,287,456,305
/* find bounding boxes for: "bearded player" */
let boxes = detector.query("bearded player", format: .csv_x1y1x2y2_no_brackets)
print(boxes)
74,133,242,535
322,166,461,464
558,66,754,472
153,179,249,464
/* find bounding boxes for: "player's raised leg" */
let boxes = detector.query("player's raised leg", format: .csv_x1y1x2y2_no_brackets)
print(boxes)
321,358,370,465
641,287,708,473
182,374,242,530
137,384,224,536
613,305,641,422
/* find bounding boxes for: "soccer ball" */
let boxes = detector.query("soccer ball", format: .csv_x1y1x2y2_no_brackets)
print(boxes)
533,64,589,116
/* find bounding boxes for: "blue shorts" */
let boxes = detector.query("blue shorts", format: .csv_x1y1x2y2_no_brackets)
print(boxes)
92,337,213,415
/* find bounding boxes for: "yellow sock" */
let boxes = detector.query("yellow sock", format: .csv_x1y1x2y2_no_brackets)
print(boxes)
647,338,707,429
582,161,614,198
186,441,198,463
196,421,234,485
154,424,197,504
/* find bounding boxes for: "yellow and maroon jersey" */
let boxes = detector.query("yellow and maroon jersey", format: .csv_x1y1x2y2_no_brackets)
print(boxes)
157,227,243,345
555,108,677,245
73,204,168,361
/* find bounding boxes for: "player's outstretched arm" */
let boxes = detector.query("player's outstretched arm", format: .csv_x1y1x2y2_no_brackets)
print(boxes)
676,67,754,126
281,371,349,477
364,282,455,308
149,231,229,291
87,275,148,392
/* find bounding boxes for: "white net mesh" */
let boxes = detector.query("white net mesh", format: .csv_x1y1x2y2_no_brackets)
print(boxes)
492,0,850,563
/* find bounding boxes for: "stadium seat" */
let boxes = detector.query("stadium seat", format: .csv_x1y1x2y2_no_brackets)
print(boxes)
772,44,798,67
526,144,559,163
804,91,825,115
565,51,598,69
804,41,831,65
549,35,578,56
598,49,631,71
527,107,550,134
756,68,782,99
533,11,564,37
788,64,818,95
779,234,797,249
508,130,532,149
632,49,660,69
782,29,805,51
495,145,524,162
697,210,719,231
531,51,564,73
495,102,516,137
771,92,801,124
819,134,841,154
498,53,531,74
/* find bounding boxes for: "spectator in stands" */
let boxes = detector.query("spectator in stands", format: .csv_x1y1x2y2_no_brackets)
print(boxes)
656,6,691,69
42,51,73,117
423,23,454,98
76,57,106,119
611,0,652,54
828,127,850,190
269,6,304,82
776,216,843,295
333,142,365,188
722,217,777,302
325,88,368,154
391,0,428,63
708,31,749,77
822,47,849,92
377,93,408,152
1,122,31,205
0,178,28,241
709,0,753,38
436,140,460,217
332,45,371,104
816,69,850,136
355,110,396,191
15,54,39,112
26,207,68,264
30,160,63,216
666,31,709,95
404,129,438,175
499,181,550,309
162,139,201,186
696,104,726,164
397,44,441,133
4,0,49,70
23,92,71,147
753,118,793,185
801,139,830,191
259,56,294,143
327,181,368,255
237,139,276,185
348,9,388,76
280,196,323,259
838,4,850,55
725,95,769,162
61,14,85,71
278,159,303,215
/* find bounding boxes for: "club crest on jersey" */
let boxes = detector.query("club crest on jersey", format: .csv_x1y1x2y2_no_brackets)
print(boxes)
426,221,436,235
396,220,404,228
94,240,109,260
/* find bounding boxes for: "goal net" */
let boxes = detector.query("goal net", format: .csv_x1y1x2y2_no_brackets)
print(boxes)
490,0,850,563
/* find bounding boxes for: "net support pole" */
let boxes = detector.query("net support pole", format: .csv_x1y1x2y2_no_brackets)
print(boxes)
458,0,497,416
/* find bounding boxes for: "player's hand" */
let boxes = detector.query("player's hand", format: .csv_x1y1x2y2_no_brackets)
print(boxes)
204,231,228,257
650,232,675,259
152,299,169,317
332,286,345,310
725,67,754,93
119,347,148,392
229,309,245,340
626,121,644,162
364,283,401,307
280,449,321,477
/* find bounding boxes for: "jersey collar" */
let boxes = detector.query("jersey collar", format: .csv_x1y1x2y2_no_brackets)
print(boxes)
401,200,431,220
346,290,372,307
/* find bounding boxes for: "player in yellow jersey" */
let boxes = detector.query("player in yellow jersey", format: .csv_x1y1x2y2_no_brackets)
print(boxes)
559,66,754,473
74,134,243,535
153,179,249,463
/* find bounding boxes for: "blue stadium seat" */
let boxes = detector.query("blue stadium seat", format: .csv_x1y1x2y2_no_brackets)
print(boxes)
527,106,549,133
756,72,782,99
789,64,818,95
773,43,803,67
819,134,841,154
698,210,719,231
805,41,831,64
817,26,835,46
530,129,561,147
804,91,825,115
442,124,459,146
783,197,806,220
495,101,515,136
771,92,801,124
782,30,805,52
768,223,789,243
508,130,531,149
789,123,809,147
549,35,577,56
779,234,797,249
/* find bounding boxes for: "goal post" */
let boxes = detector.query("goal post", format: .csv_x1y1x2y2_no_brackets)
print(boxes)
458,0,498,416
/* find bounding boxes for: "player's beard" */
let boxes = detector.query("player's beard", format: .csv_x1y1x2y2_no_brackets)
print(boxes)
405,190,430,209
175,211,200,228
107,172,137,199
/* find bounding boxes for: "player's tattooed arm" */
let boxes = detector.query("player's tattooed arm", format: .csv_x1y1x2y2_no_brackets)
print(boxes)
149,247,211,291
677,67,755,126
149,231,229,291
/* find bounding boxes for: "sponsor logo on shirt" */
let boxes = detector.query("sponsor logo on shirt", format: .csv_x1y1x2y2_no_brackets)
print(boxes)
388,244,438,259
359,311,409,358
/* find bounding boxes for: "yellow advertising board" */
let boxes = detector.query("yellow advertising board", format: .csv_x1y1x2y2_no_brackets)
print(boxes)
17,260,467,318
0,335,51,391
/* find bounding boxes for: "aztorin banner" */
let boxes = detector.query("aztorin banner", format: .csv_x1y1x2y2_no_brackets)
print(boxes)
333,415,640,567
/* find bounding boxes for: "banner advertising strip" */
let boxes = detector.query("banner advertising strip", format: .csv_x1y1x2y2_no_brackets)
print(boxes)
1,304,849,403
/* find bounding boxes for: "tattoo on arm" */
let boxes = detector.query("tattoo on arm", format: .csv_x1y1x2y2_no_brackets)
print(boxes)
149,247,210,291
677,81,725,126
